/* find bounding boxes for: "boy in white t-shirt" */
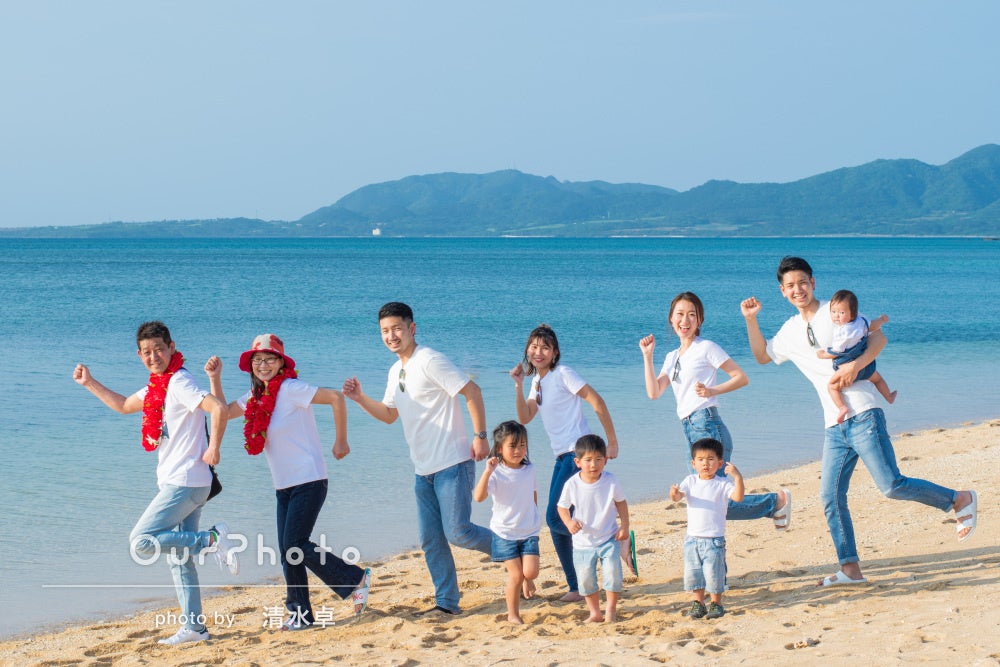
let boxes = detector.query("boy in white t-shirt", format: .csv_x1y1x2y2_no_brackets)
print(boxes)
557,435,630,623
670,437,744,620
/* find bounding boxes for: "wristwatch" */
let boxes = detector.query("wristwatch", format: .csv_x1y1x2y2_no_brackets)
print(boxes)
475,431,488,440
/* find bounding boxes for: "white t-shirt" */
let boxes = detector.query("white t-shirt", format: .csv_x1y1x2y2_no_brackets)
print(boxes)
766,301,881,427
678,474,736,538
829,316,869,354
134,369,212,489
528,365,590,456
660,337,731,420
238,378,326,490
486,463,541,540
557,471,626,549
382,345,472,476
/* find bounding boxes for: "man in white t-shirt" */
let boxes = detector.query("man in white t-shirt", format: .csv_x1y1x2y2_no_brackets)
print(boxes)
343,302,492,615
741,257,978,588
73,321,239,646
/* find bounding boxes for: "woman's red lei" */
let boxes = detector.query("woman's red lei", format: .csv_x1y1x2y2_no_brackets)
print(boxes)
243,368,297,455
140,351,185,452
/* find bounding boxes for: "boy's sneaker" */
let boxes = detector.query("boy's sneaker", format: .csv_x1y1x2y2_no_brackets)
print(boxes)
705,602,725,619
157,626,209,645
210,523,240,575
688,600,707,619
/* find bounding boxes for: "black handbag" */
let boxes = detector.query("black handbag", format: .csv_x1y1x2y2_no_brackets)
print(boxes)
208,465,222,501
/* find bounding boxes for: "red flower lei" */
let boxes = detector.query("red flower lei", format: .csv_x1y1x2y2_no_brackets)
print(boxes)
140,351,185,452
243,368,298,455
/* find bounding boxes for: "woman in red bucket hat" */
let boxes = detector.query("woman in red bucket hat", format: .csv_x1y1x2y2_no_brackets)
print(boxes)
209,333,372,630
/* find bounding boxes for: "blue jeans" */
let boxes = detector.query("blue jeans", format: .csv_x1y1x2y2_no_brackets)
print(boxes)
681,407,779,521
822,408,957,565
129,484,213,632
546,451,580,593
276,479,365,623
683,536,727,594
414,459,492,612
572,537,622,596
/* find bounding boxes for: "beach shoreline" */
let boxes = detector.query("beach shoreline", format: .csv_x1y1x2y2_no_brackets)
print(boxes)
3,419,997,665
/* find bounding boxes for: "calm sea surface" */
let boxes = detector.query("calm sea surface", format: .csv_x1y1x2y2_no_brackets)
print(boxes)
2,237,998,637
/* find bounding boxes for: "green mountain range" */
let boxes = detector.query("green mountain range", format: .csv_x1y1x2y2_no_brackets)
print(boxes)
7,144,1000,237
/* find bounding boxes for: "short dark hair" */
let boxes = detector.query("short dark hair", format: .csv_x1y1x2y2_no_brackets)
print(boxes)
830,289,859,321
523,324,561,376
776,256,813,283
378,302,413,323
690,437,724,460
136,321,172,348
490,420,530,464
575,434,607,458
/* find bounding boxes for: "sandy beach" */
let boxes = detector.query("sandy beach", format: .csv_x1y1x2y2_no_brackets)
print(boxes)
3,420,997,666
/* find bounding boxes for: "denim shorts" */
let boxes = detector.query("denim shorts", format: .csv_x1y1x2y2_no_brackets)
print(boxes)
572,537,623,596
491,534,540,562
683,535,727,594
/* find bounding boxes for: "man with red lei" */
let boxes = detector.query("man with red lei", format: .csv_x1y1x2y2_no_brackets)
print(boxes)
73,320,241,646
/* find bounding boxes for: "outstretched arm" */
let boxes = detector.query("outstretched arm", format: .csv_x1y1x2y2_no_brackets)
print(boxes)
578,384,619,459
73,363,142,414
342,376,398,424
741,297,773,365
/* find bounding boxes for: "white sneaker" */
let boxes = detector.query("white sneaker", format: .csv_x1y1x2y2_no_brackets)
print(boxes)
211,522,240,575
157,626,209,645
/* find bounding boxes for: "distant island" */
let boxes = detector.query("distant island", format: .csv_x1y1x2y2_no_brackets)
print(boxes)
4,144,999,237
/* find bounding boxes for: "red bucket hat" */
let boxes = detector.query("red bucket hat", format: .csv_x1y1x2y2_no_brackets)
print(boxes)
238,333,297,373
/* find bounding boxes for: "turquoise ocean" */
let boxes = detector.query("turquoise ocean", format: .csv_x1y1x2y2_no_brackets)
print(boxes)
2,237,998,638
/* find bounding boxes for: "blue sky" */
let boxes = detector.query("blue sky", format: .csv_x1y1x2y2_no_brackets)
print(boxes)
1,1,997,227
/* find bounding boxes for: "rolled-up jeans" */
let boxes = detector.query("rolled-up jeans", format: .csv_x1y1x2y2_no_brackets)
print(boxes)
821,408,956,565
129,484,212,632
